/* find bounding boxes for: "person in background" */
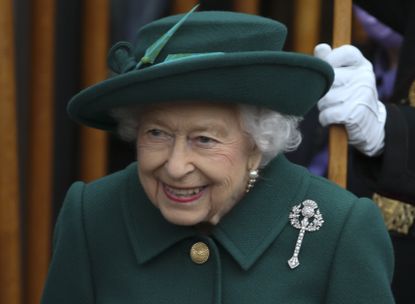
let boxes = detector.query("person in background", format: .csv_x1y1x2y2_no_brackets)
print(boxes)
314,1,415,303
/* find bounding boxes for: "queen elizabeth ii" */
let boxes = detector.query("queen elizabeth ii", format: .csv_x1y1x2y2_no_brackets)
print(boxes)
41,8,395,304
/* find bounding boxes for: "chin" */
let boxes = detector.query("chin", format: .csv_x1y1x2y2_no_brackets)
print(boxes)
160,209,207,226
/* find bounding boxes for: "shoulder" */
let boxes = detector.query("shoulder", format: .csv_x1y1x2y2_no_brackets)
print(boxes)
303,173,390,253
305,173,394,286
63,162,137,194
84,162,138,197
54,163,141,257
309,172,392,255
58,162,138,226
308,174,356,201
278,160,388,245
276,158,380,224
307,173,377,218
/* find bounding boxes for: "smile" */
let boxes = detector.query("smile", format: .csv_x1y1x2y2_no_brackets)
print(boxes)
163,184,207,203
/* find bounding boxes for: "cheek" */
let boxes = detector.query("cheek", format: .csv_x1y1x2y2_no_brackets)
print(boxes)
136,148,152,167
206,146,250,191
136,162,161,209
136,141,168,168
209,172,246,219
136,144,166,198
206,140,250,166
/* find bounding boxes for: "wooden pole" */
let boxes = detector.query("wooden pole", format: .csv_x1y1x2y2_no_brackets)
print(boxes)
293,0,322,54
26,0,56,303
328,0,352,188
79,0,110,182
172,0,198,13
0,1,22,303
234,0,260,14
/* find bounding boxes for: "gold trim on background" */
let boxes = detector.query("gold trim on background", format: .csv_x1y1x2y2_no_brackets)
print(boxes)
373,193,415,234
409,81,415,107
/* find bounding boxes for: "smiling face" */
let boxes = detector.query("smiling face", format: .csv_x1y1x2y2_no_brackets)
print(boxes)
136,102,262,226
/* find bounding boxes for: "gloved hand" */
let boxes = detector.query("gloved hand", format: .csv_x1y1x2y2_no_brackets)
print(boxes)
314,43,386,156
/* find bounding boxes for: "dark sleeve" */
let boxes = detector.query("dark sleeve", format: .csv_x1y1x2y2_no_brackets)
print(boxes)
353,104,415,205
378,104,415,203
41,182,95,304
324,198,395,303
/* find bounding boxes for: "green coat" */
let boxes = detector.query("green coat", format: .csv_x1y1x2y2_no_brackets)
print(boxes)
41,156,394,303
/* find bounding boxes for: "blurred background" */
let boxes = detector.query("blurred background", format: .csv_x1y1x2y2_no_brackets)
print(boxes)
0,0,401,303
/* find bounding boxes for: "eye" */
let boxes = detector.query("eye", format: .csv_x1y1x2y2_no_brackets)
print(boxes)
146,128,172,141
193,135,218,148
148,129,163,137
198,136,214,143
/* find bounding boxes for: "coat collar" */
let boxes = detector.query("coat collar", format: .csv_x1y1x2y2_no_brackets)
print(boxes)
121,155,310,270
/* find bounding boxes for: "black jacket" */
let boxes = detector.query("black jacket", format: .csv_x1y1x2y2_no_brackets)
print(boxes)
353,0,415,205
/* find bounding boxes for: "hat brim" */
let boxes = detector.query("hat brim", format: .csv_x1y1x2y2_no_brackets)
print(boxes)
68,51,333,131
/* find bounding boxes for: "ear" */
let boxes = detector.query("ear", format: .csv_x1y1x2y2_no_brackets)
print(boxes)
247,145,262,170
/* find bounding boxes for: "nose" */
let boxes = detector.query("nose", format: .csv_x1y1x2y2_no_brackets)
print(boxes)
164,137,195,179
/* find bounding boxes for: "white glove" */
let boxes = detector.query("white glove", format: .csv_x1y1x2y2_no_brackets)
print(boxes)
314,43,386,156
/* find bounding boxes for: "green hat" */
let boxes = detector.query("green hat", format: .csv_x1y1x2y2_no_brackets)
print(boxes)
68,9,334,131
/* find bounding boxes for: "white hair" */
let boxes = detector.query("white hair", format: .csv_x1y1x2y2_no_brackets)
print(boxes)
111,104,302,168
238,105,302,167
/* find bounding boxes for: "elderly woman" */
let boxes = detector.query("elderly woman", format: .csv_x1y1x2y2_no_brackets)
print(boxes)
42,9,394,304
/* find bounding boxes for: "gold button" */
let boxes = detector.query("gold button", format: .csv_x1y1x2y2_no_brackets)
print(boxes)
190,242,210,264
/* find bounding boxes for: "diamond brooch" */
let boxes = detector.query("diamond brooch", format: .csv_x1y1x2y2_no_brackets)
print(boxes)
287,199,324,269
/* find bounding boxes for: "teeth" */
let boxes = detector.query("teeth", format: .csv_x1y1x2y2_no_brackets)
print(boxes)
165,185,204,197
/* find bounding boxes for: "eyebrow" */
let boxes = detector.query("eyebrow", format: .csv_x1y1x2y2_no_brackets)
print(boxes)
141,117,230,138
191,123,229,138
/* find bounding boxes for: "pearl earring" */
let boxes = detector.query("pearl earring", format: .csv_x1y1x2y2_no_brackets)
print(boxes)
246,169,259,193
